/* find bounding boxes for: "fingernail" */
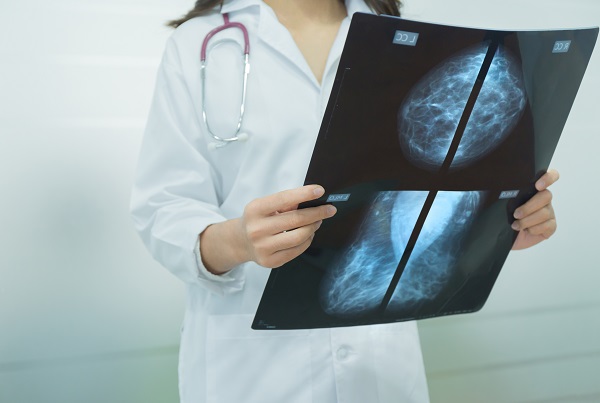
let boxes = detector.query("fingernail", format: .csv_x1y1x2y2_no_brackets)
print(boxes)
313,186,325,197
326,205,337,217
511,221,520,231
536,180,545,189
514,209,523,219
316,220,323,230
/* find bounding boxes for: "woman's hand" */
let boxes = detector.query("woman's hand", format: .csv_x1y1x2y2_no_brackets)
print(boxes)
200,185,336,274
511,169,559,250
238,185,336,268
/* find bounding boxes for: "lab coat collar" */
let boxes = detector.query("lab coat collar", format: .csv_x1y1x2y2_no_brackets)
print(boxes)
220,0,261,14
221,0,373,17
221,0,374,89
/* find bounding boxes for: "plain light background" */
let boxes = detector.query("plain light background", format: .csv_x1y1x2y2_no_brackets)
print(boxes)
0,1,598,402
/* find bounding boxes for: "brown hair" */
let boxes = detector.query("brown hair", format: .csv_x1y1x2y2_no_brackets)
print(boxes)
168,0,402,28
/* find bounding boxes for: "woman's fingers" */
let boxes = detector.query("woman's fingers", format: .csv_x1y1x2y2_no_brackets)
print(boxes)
522,218,557,239
250,221,321,268
248,185,325,217
240,184,336,268
266,232,318,268
274,220,323,249
513,189,553,220
535,169,560,191
510,169,559,250
512,204,555,232
515,168,558,220
243,203,335,242
267,204,336,234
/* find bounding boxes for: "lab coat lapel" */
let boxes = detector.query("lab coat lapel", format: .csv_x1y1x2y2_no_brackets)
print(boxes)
256,0,374,91
222,0,320,88
325,0,374,72
222,0,374,90
257,4,322,89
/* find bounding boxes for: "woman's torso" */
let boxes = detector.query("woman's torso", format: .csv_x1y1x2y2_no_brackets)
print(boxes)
171,1,430,401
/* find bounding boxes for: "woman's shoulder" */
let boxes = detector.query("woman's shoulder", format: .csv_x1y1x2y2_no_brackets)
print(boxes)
170,11,224,44
163,11,225,65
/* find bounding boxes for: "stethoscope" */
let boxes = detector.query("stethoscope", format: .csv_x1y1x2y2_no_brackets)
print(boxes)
201,13,250,150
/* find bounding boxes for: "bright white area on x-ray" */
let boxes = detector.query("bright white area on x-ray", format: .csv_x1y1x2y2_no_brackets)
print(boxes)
0,0,599,402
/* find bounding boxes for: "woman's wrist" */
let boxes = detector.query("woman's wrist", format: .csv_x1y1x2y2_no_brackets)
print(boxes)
200,218,249,275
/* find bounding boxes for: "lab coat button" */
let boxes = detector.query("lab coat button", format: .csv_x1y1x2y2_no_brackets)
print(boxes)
336,346,350,361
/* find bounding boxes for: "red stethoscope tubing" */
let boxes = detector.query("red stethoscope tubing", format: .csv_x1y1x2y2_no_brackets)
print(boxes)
200,13,251,149
201,13,250,62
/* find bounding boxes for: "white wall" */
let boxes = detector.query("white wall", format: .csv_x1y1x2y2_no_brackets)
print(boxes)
0,1,191,402
0,1,598,402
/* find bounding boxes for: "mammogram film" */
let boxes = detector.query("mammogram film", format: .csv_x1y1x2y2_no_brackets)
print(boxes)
253,15,598,329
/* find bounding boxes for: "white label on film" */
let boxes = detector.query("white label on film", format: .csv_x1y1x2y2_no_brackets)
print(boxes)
499,190,520,199
553,40,571,53
326,194,351,202
393,30,419,46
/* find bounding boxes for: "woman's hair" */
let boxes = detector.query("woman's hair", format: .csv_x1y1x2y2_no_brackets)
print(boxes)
168,0,402,28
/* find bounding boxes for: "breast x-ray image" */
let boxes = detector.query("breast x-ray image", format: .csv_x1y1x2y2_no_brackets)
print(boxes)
253,14,598,330
398,42,527,171
320,190,484,318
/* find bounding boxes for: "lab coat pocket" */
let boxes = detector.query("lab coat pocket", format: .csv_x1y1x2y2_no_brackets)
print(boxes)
206,314,313,403
370,323,429,402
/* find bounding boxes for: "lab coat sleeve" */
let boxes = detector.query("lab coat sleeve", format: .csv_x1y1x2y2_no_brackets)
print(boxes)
130,36,245,294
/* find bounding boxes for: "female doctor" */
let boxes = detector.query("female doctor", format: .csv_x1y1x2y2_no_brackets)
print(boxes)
130,0,559,402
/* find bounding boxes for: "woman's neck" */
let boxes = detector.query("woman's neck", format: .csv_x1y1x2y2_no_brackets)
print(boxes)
263,0,347,29
262,0,348,84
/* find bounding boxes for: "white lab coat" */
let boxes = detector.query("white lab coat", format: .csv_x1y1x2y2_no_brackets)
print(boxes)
130,0,430,401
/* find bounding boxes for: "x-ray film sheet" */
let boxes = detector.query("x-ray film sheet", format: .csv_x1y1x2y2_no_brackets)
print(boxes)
253,14,598,329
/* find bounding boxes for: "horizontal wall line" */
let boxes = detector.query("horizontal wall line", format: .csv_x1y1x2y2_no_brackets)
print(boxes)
52,54,161,68
420,299,600,328
0,54,161,68
0,345,179,373
518,391,600,403
49,117,148,130
0,118,147,131
427,349,600,380
52,1,185,17
482,300,600,320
